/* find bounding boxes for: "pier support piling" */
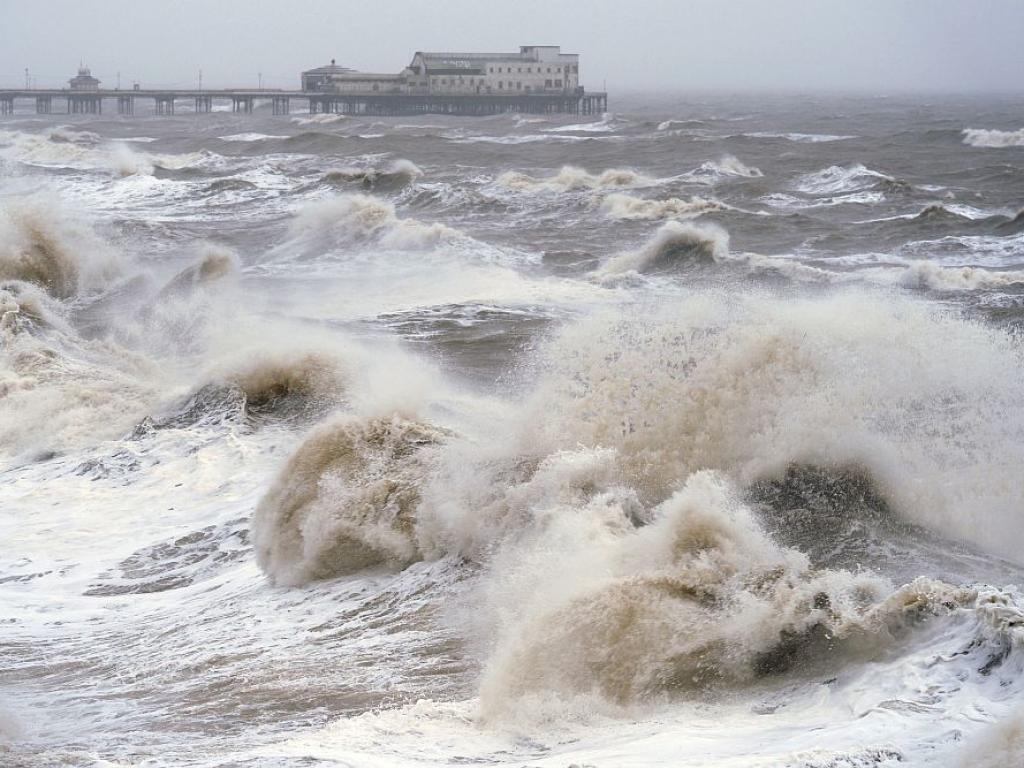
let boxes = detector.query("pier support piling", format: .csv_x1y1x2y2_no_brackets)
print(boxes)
1,89,607,121
154,96,175,115
68,95,101,114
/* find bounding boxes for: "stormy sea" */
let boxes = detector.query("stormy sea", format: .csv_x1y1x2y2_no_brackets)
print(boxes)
1,92,1023,767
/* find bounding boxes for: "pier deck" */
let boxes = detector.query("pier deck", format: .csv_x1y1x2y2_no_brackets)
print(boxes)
0,89,608,117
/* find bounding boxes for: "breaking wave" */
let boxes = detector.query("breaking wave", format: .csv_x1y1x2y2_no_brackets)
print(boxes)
321,158,423,191
656,119,706,131
600,193,724,221
318,289,1024,722
158,245,238,299
0,280,67,335
252,414,446,586
543,114,622,133
284,194,463,252
963,128,1024,148
912,202,993,223
290,113,349,126
599,221,729,274
796,164,895,195
0,296,162,459
896,261,1024,291
0,127,221,177
517,293,1024,562
0,127,150,176
200,346,349,419
496,166,655,192
476,470,971,717
0,199,122,299
682,155,763,184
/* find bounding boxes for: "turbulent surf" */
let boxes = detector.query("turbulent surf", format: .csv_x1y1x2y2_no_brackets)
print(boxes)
2,92,1024,768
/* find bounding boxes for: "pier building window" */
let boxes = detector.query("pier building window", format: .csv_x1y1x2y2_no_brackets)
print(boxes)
555,80,562,87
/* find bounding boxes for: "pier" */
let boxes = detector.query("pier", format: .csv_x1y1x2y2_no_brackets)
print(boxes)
0,89,607,118
4,47,607,119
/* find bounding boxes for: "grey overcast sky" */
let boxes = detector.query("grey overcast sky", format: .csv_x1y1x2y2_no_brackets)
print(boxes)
2,0,1023,92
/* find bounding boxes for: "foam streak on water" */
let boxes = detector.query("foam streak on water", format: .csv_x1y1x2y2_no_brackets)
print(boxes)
2,93,1024,768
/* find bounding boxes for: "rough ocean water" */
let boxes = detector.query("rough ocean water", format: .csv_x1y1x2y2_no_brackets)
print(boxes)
1,91,1024,767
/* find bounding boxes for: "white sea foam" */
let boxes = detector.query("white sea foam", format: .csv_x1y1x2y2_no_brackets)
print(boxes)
543,113,621,133
963,128,1024,148
457,133,591,145
762,190,887,209
219,133,290,142
745,131,855,143
796,164,893,195
957,706,1024,767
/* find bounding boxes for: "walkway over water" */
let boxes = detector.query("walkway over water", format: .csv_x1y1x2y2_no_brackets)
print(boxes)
0,89,608,116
